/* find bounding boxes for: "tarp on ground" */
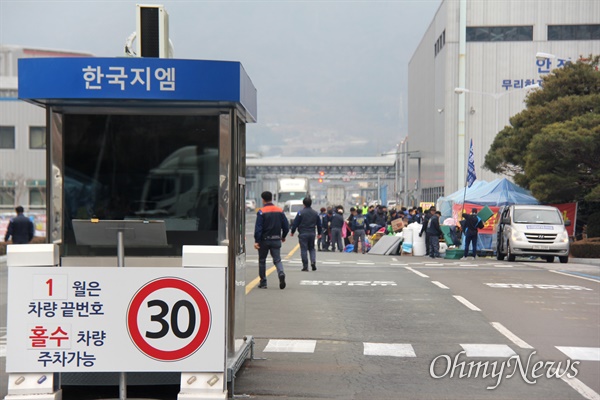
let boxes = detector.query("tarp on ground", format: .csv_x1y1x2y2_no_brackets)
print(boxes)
438,178,538,218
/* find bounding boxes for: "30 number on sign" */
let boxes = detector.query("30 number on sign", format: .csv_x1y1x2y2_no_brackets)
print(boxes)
127,278,211,362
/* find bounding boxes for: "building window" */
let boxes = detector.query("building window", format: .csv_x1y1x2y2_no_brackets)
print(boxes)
466,26,533,42
0,126,16,149
421,187,444,203
29,188,46,207
548,24,600,40
0,188,15,206
435,29,446,57
29,126,46,149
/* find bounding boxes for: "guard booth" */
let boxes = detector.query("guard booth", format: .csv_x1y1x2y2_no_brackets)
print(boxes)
5,40,256,399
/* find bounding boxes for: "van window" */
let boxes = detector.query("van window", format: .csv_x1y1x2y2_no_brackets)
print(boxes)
513,209,562,224
291,204,304,212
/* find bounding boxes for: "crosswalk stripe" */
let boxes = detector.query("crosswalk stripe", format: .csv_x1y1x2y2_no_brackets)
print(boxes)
263,339,317,353
556,346,600,361
364,343,416,357
460,344,516,357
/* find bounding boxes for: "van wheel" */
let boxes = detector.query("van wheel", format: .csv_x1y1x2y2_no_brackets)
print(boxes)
545,256,554,263
559,256,569,264
507,243,516,262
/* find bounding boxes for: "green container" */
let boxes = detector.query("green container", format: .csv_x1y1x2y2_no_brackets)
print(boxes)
477,205,494,223
445,248,463,259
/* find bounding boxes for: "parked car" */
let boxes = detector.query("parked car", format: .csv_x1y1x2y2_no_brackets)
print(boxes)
496,204,570,263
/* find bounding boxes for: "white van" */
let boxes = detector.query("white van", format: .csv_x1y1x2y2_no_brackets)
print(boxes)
283,200,304,225
496,205,570,263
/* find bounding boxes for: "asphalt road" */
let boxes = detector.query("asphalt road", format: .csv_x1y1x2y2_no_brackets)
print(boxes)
1,212,599,399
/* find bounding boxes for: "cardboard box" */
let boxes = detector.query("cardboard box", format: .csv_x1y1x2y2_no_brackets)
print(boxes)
391,218,404,232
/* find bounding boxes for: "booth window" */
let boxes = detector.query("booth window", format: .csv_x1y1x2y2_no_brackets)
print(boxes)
62,114,220,257
0,126,15,149
29,126,46,149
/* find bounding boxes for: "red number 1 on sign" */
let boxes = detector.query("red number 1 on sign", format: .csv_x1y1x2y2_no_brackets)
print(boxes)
46,278,53,296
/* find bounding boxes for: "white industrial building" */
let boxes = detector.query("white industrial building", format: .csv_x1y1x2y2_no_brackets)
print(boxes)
408,0,600,203
0,45,92,214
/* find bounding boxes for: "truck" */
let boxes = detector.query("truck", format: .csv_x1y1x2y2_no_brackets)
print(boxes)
495,204,571,263
326,185,345,207
277,177,309,207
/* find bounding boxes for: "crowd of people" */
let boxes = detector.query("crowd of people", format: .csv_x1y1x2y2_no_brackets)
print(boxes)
253,192,484,289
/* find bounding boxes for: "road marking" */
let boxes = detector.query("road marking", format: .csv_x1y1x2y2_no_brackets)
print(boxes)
390,263,409,266
453,295,481,311
431,281,449,289
264,339,317,353
392,257,398,262
363,343,416,357
322,261,341,264
493,264,513,268
405,267,429,278
356,262,375,265
490,322,533,349
551,270,600,283
246,244,300,294
556,369,600,400
460,344,516,357
556,346,600,361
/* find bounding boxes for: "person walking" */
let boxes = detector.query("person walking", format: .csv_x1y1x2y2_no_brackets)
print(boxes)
330,206,345,252
254,191,289,289
461,208,484,260
425,208,443,258
351,208,369,253
4,206,34,244
290,197,322,271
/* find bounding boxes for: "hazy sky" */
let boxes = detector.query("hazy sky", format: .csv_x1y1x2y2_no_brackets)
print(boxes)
1,0,441,155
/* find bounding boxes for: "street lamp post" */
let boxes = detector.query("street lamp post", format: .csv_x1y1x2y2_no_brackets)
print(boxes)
454,84,540,187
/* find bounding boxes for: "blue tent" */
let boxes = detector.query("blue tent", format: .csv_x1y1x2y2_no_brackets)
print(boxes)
465,178,539,207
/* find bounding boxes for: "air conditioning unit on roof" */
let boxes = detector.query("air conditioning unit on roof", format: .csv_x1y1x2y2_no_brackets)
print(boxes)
136,4,170,58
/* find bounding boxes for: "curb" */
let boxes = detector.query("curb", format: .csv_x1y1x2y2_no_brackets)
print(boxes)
570,258,600,266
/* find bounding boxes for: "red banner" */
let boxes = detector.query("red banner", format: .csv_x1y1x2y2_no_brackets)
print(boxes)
450,202,577,236
450,203,500,234
551,203,577,236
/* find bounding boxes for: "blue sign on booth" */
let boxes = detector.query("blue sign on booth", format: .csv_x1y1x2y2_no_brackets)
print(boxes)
19,57,257,121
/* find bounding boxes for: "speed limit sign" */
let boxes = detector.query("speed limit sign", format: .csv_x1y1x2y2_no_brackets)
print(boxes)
127,277,212,361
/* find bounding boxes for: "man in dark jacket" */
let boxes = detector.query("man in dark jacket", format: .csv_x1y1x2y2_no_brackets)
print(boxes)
291,197,322,271
461,208,484,260
254,191,289,289
4,206,34,244
350,208,369,253
330,207,345,252
425,209,443,258
419,206,434,255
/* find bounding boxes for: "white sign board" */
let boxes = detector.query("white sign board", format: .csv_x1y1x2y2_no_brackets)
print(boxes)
7,267,225,372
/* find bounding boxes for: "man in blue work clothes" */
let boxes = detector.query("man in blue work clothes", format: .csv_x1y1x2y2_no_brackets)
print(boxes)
351,208,369,254
461,208,484,260
330,206,345,252
290,196,322,271
4,206,34,244
254,191,289,289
